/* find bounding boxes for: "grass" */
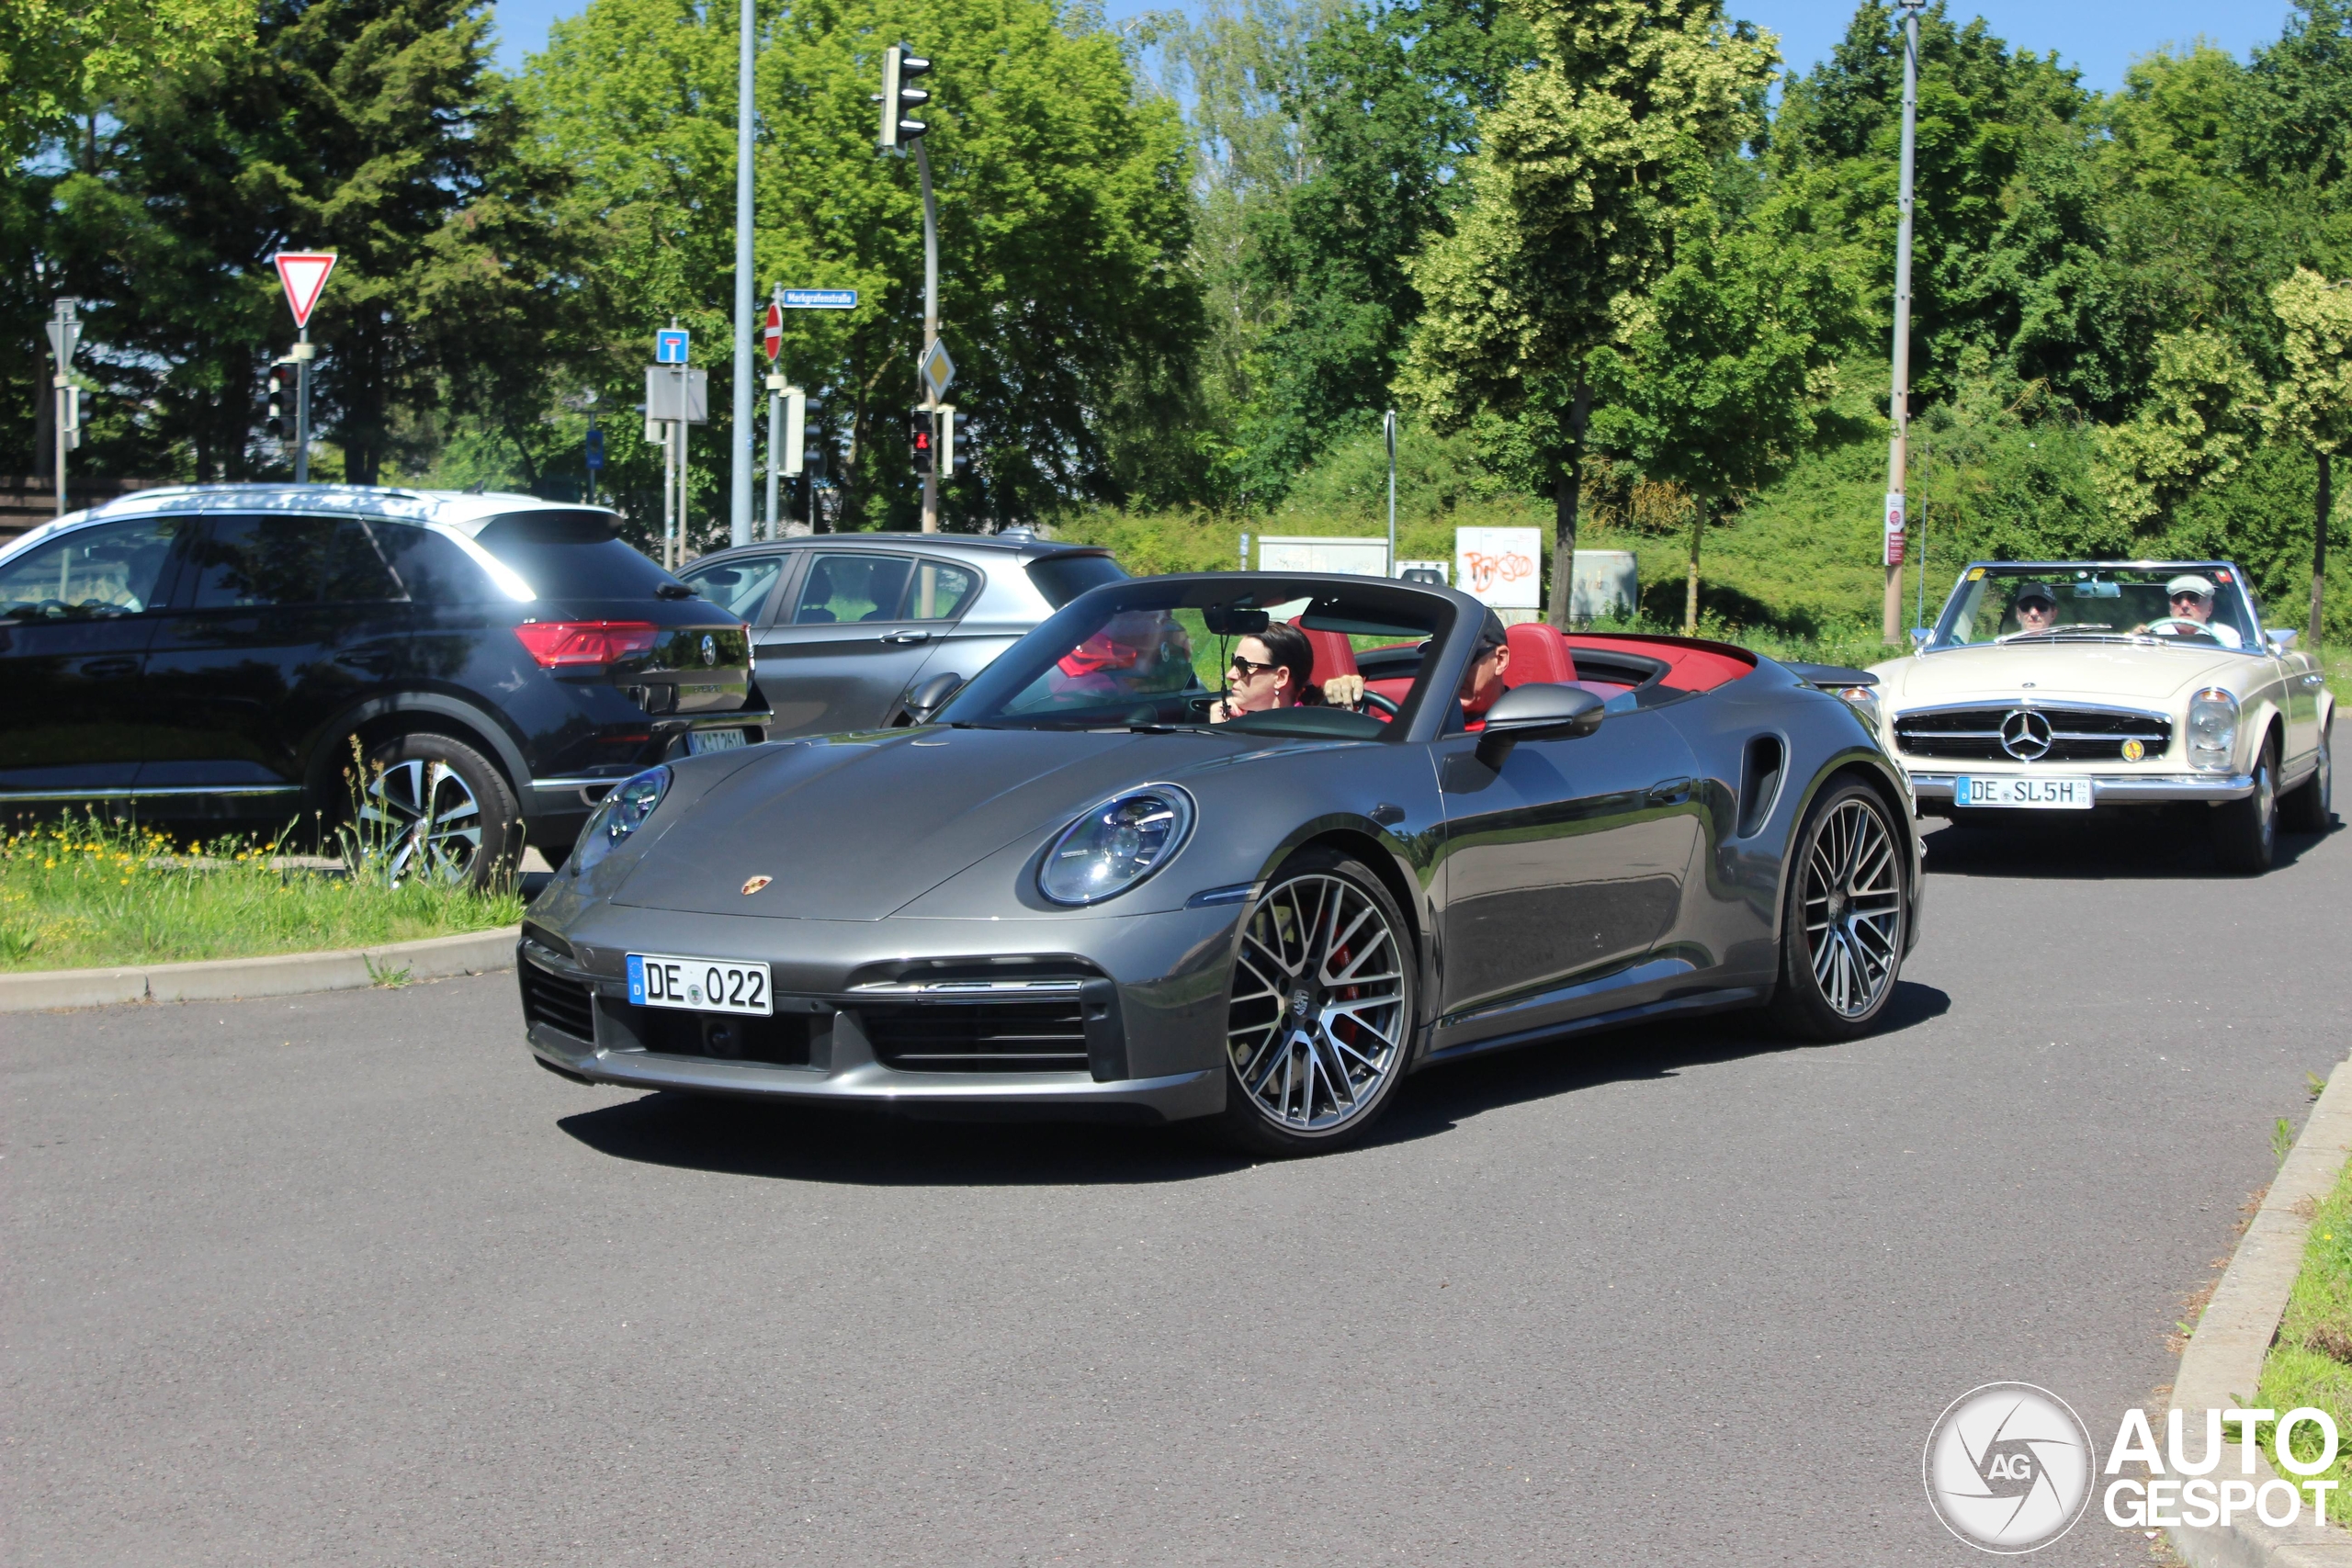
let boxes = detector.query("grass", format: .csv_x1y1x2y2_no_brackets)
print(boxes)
0,814,524,974
2253,1087,2352,1522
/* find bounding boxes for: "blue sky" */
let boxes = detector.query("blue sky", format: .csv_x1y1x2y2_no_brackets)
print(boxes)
488,0,2297,94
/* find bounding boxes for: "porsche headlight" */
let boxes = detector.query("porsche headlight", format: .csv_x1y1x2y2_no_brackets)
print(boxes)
573,765,671,873
2186,688,2237,773
1038,787,1195,906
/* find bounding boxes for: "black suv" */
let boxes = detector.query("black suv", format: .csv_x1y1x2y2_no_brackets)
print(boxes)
0,485,765,881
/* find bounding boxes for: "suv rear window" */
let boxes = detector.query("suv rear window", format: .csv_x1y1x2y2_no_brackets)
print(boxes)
473,510,678,600
1024,551,1125,608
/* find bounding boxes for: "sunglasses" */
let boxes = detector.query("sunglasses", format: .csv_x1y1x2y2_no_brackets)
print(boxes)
2170,592,2208,603
1229,655,1282,677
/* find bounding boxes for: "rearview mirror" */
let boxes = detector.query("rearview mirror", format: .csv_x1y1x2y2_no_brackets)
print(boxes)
903,671,965,725
1475,682,1604,768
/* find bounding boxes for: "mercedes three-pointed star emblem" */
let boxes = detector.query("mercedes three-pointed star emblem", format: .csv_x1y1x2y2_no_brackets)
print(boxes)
2000,707,2054,761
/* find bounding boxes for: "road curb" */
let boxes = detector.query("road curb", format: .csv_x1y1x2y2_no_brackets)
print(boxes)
0,927,520,1013
2168,1054,2352,1568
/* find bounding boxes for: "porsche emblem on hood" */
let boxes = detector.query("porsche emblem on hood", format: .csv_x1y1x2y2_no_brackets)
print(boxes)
741,874,773,896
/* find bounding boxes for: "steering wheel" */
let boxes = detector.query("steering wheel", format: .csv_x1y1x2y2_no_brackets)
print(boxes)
2140,617,2217,639
1356,690,1401,724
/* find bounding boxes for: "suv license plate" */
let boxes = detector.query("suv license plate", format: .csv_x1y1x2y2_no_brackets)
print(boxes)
628,953,772,1015
1954,775,2093,809
688,728,748,755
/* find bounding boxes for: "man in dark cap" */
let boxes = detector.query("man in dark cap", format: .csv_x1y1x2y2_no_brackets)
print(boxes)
2010,581,2058,636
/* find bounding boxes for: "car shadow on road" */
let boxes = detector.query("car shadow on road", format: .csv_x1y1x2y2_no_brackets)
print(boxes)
555,982,1952,1185
1921,814,2335,880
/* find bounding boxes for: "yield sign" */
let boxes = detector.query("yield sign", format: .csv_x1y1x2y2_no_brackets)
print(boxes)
920,338,955,403
763,299,783,362
273,252,338,329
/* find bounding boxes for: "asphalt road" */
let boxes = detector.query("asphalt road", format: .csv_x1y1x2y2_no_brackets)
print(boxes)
6,814,2347,1566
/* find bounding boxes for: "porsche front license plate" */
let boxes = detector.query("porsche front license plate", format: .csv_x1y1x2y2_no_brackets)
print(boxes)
627,953,772,1015
1954,775,2093,809
688,728,748,755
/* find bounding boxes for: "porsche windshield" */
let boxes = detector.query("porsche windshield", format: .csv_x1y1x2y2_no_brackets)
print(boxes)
940,578,1455,737
1929,566,2258,652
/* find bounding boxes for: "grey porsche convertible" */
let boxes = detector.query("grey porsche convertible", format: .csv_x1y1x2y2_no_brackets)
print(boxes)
518,573,1922,1155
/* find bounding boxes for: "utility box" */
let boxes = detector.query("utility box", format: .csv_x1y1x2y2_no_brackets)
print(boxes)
1256,535,1390,576
1569,549,1639,625
644,366,709,423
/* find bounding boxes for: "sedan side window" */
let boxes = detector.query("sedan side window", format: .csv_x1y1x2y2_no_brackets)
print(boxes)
680,554,785,621
187,515,337,608
0,517,187,621
793,554,912,625
907,559,978,621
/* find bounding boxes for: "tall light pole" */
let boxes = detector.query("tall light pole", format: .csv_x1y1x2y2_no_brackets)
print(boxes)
876,44,943,532
915,137,942,534
1384,409,1397,576
729,0,757,547
44,298,80,516
1882,0,1923,644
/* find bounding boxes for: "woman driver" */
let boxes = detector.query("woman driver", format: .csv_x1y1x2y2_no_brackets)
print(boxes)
1211,624,1328,722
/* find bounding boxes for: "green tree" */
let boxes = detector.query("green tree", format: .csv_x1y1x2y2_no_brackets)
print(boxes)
0,0,251,161
2266,267,2352,641
526,0,1197,532
1585,202,1866,631
2090,327,2265,527
1398,0,1775,628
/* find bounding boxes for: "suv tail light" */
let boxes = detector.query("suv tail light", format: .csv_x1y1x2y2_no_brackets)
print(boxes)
514,621,660,668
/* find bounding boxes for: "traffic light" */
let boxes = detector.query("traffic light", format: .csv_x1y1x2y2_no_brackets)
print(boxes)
266,367,285,436
910,408,934,476
875,44,931,148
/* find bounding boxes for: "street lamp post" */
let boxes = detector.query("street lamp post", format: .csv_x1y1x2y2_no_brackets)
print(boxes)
1882,0,1923,645
915,137,941,534
729,0,756,547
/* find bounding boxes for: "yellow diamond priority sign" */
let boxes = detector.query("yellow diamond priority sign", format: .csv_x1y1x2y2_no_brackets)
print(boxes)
920,339,955,404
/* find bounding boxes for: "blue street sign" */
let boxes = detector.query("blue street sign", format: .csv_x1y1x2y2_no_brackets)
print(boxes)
655,328,690,364
781,289,858,310
584,427,605,471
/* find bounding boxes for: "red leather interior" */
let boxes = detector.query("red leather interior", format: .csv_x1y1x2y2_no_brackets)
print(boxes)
1288,618,1360,681
1502,622,1577,686
1562,633,1755,692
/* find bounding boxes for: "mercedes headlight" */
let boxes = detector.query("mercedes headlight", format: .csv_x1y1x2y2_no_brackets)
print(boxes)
2186,688,2237,773
573,765,671,873
1038,786,1195,906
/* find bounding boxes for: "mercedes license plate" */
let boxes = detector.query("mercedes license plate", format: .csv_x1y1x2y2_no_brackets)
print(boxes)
688,728,748,755
1954,775,2093,809
627,953,772,1015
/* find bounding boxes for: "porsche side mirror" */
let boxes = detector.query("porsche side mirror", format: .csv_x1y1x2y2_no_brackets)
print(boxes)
1475,682,1604,768
904,671,965,725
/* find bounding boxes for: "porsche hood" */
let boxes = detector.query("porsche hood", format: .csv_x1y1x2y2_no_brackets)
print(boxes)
610,728,1180,919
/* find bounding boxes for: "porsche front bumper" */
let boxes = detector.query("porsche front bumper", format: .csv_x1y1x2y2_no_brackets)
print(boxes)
515,905,1238,1123
1905,770,2256,807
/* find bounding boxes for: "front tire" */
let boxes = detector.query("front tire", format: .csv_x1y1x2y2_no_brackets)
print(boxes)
2280,718,2332,833
1768,782,1908,1041
1216,849,1415,1157
2212,732,2279,874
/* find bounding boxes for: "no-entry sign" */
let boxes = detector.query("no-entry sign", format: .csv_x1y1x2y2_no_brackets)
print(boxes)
273,253,337,329
763,300,783,362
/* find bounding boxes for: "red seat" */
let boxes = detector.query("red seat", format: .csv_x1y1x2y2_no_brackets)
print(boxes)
1289,618,1360,682
1502,621,1577,686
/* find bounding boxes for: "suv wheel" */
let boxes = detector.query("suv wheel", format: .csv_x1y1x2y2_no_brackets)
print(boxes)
348,732,522,888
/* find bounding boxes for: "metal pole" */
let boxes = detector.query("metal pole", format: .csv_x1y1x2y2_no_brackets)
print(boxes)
678,398,691,566
1883,0,1921,644
294,326,314,484
1384,409,1397,576
729,0,756,547
765,379,783,538
53,379,67,515
1915,442,1928,631
662,414,677,570
916,138,940,534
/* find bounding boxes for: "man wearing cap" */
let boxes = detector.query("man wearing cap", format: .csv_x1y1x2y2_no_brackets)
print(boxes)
2142,574,2243,648
2008,581,2059,636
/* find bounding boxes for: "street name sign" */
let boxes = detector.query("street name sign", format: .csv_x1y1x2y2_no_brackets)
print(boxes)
782,289,857,310
273,253,338,329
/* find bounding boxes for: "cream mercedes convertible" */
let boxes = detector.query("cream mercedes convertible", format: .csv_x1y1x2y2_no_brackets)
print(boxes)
1867,561,2333,873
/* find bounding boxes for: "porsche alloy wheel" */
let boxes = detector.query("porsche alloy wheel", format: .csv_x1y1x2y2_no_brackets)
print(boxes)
1770,784,1906,1040
1220,852,1412,1155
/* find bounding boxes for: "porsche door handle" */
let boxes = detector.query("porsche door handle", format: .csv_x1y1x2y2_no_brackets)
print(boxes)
879,630,933,646
1645,777,1696,807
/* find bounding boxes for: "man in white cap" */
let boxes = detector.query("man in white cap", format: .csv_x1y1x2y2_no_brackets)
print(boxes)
2143,573,2243,648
